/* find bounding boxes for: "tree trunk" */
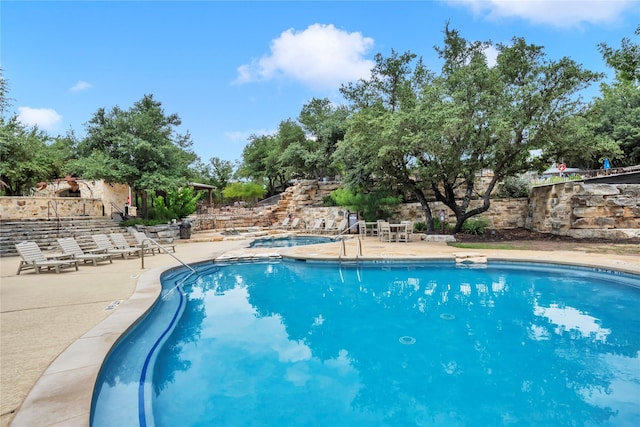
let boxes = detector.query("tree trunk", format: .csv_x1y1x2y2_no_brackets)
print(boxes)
411,185,434,232
141,190,149,220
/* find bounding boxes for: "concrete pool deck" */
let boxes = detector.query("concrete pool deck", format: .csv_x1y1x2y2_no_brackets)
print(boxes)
1,234,639,426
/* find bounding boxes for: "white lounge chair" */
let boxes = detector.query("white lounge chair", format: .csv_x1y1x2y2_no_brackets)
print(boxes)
308,219,325,234
323,219,337,234
287,218,301,230
273,216,290,229
15,241,79,275
57,237,112,266
131,231,176,254
92,234,140,259
109,233,143,258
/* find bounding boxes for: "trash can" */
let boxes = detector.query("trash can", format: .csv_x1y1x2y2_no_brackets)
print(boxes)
348,212,359,234
179,220,192,239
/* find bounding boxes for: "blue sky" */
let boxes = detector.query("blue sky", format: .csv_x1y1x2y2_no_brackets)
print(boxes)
3,1,639,163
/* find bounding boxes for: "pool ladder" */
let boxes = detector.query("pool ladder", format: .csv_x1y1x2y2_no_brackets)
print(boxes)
338,237,363,260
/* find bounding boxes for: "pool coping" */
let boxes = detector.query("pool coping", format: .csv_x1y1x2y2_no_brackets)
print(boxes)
7,243,640,426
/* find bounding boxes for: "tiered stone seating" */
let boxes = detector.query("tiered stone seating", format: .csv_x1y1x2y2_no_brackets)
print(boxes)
0,217,126,257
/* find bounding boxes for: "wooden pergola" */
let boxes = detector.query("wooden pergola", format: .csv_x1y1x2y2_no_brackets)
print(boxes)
189,182,216,207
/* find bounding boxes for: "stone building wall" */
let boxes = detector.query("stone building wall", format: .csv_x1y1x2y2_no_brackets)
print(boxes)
0,197,104,219
0,179,135,219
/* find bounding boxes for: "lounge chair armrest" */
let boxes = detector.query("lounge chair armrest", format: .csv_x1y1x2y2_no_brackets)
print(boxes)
86,248,109,254
44,253,75,260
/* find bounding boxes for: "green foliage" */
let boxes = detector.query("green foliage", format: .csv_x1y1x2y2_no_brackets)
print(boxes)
498,176,530,198
165,187,201,219
598,24,640,85
336,25,602,233
322,195,338,206
460,217,491,235
590,80,640,165
432,218,453,233
0,117,57,195
238,100,349,194
222,182,266,206
238,134,285,196
330,187,401,221
146,187,201,221
413,221,427,232
74,94,197,218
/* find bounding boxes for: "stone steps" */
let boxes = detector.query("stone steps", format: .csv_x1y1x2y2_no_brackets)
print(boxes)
0,217,128,257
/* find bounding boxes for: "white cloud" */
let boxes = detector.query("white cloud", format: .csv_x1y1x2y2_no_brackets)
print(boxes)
234,23,375,90
451,0,636,27
225,129,277,142
483,45,499,67
17,107,62,131
70,80,92,91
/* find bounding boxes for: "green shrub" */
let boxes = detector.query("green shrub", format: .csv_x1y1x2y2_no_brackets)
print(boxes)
330,188,401,221
323,195,338,206
413,221,426,232
498,176,530,198
461,217,491,235
432,218,454,232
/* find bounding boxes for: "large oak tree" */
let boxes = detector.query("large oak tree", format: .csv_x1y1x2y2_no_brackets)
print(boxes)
335,26,601,232
74,94,196,218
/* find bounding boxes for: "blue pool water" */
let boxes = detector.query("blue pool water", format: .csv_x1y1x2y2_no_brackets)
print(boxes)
91,260,640,426
248,235,334,248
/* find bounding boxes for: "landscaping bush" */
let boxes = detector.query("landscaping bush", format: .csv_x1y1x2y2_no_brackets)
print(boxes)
413,221,427,232
330,188,401,221
498,176,530,198
460,217,491,235
323,195,338,206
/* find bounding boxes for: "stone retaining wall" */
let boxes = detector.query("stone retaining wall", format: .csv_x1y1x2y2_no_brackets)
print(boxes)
0,197,105,218
527,183,640,239
0,179,134,219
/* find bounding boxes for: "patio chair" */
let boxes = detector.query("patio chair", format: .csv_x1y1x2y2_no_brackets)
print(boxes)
132,231,176,254
273,216,290,229
57,237,113,266
109,233,144,258
15,241,79,275
399,221,413,242
323,219,337,234
92,234,140,259
378,221,393,242
287,218,301,230
309,219,325,234
358,220,367,236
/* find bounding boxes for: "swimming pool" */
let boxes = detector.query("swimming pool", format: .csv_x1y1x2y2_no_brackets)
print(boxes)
248,235,334,248
91,260,640,426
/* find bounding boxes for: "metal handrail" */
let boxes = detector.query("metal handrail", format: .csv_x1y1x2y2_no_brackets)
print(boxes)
140,237,196,273
110,201,125,218
335,221,360,238
47,200,61,233
255,193,282,207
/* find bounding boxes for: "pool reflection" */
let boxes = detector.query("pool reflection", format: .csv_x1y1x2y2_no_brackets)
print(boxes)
149,262,640,426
